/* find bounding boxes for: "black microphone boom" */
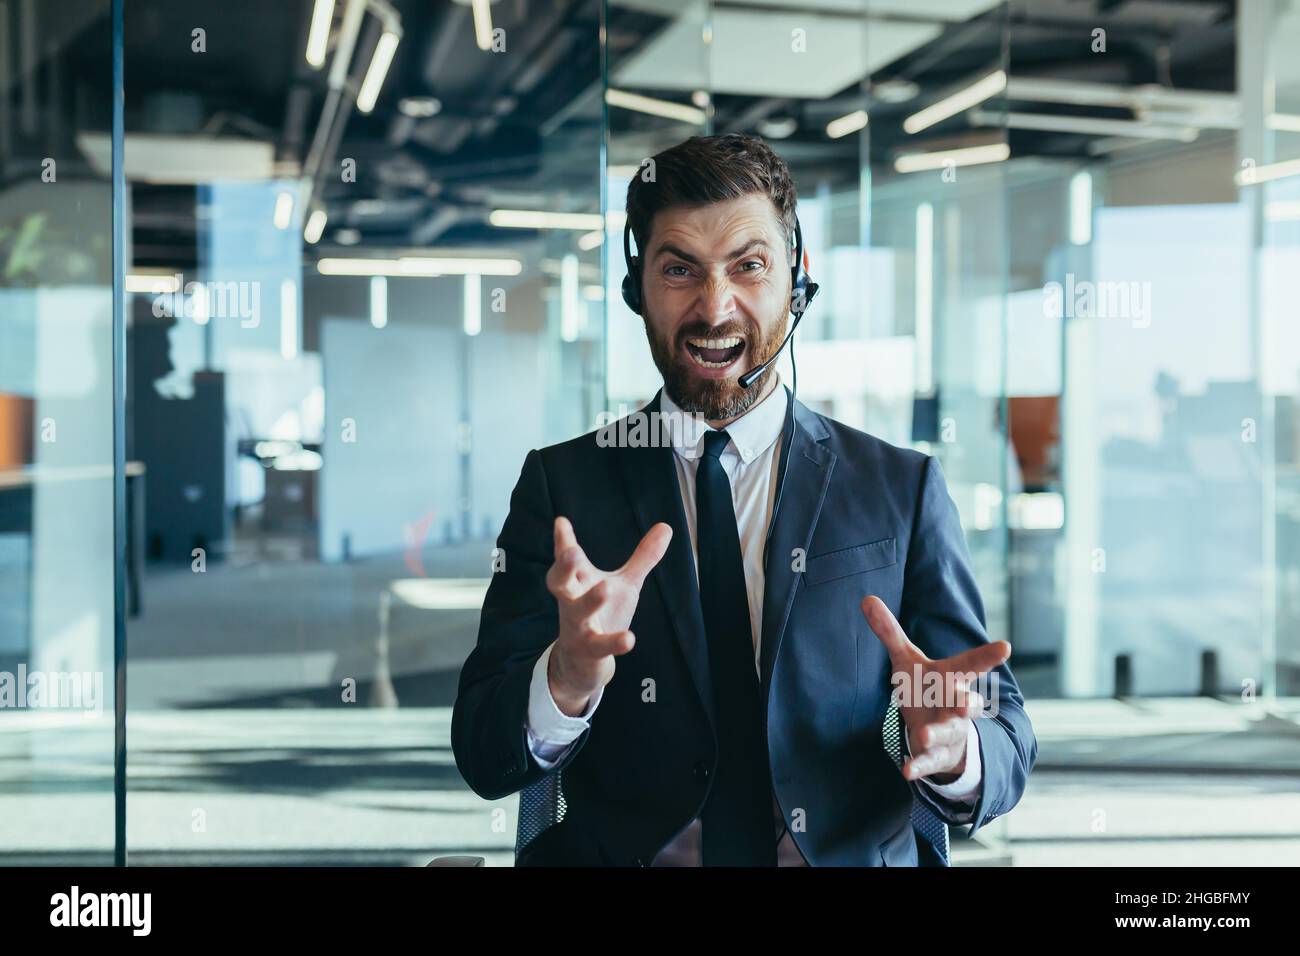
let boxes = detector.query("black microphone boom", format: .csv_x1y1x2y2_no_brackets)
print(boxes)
737,282,818,389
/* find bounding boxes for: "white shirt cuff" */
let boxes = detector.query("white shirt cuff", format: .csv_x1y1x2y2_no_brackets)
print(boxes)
525,642,602,770
905,719,982,805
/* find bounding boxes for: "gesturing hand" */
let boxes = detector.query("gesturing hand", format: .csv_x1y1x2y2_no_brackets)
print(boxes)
862,595,1010,785
545,516,673,718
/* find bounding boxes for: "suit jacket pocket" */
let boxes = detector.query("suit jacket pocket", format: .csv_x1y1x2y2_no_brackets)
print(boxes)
803,538,897,587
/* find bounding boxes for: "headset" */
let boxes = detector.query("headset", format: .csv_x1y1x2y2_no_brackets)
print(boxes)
621,212,821,561
620,215,819,336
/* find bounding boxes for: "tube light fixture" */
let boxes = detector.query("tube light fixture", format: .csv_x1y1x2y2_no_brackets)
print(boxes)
903,70,1007,134
306,0,334,69
304,208,328,244
273,190,294,230
357,30,400,114
316,256,522,276
605,88,706,125
895,142,1010,174
488,209,604,231
826,110,868,140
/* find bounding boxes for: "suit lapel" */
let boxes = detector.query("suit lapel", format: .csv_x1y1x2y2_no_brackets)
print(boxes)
759,400,835,699
615,392,715,730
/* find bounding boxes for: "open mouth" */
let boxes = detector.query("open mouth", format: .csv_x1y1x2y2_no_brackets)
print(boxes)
684,335,746,370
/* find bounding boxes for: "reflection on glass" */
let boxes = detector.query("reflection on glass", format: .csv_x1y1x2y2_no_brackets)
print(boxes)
0,0,116,865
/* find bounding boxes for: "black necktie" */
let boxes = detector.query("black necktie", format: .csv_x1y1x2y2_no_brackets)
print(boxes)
696,429,777,865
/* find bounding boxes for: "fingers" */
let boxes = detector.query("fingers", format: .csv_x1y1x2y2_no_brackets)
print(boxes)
904,716,969,781
619,523,673,587
861,595,924,667
585,629,636,658
903,747,961,782
548,517,594,599
554,515,578,556
945,639,1011,677
910,715,967,751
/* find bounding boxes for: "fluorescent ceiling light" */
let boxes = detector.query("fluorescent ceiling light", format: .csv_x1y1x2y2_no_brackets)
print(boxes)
1268,113,1300,133
77,133,277,184
273,191,294,230
1069,171,1092,245
914,203,933,395
1266,200,1300,221
463,273,482,336
894,142,1010,174
971,109,1198,142
826,110,868,140
280,280,299,360
316,257,522,276
191,284,210,325
472,0,493,51
489,209,604,231
577,230,604,251
1235,157,1300,186
304,208,328,244
605,88,706,125
1004,77,1233,114
126,272,181,294
306,0,334,69
398,96,441,118
370,276,387,328
903,70,1006,134
357,30,400,114
560,254,580,343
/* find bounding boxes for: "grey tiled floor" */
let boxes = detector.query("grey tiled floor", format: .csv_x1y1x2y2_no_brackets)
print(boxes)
2,697,1298,866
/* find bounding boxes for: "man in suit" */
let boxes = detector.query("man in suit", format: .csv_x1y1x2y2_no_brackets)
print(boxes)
452,133,1036,866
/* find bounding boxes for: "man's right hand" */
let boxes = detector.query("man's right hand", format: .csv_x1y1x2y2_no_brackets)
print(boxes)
544,516,672,717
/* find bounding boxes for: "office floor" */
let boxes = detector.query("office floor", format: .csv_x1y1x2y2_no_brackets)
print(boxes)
2,698,1299,866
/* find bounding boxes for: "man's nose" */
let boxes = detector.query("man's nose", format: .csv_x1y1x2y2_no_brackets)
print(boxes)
696,274,738,324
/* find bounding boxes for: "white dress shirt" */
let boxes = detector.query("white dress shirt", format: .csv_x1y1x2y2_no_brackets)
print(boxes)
523,379,981,864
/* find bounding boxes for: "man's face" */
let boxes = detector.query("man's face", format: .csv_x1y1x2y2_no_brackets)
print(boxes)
638,193,792,422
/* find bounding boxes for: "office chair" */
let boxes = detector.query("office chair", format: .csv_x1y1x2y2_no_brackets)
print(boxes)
429,702,949,867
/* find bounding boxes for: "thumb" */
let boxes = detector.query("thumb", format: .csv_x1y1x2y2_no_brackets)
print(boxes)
619,523,673,587
861,595,923,669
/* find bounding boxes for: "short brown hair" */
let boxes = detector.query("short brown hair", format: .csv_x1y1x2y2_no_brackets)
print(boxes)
624,133,797,265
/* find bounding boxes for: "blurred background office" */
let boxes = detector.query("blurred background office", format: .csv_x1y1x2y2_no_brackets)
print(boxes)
1,0,1298,865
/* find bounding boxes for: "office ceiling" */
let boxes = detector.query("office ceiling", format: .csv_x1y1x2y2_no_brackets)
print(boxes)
9,0,1243,269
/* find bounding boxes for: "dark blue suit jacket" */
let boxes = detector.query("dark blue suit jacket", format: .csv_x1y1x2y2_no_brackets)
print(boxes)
452,391,1036,865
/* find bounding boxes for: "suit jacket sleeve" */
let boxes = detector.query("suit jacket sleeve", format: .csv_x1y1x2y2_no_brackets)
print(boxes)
899,454,1038,839
451,448,592,800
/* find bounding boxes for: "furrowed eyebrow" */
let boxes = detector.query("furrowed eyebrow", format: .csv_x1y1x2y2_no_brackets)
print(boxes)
653,238,770,265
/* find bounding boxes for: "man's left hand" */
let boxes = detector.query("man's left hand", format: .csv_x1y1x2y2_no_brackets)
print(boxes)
861,595,1010,785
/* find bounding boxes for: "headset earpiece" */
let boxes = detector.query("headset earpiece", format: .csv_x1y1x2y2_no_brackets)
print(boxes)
789,218,819,319
621,224,642,314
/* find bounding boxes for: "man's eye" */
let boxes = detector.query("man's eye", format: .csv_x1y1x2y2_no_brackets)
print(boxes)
739,260,763,272
665,265,689,277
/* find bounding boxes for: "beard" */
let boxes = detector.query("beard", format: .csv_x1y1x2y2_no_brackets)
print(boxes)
644,313,788,422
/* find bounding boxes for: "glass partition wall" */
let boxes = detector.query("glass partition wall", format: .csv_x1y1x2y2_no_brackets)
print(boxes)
0,0,117,866
3,0,1297,866
119,0,605,865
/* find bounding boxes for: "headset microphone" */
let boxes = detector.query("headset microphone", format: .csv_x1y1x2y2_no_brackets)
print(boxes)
737,296,814,389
